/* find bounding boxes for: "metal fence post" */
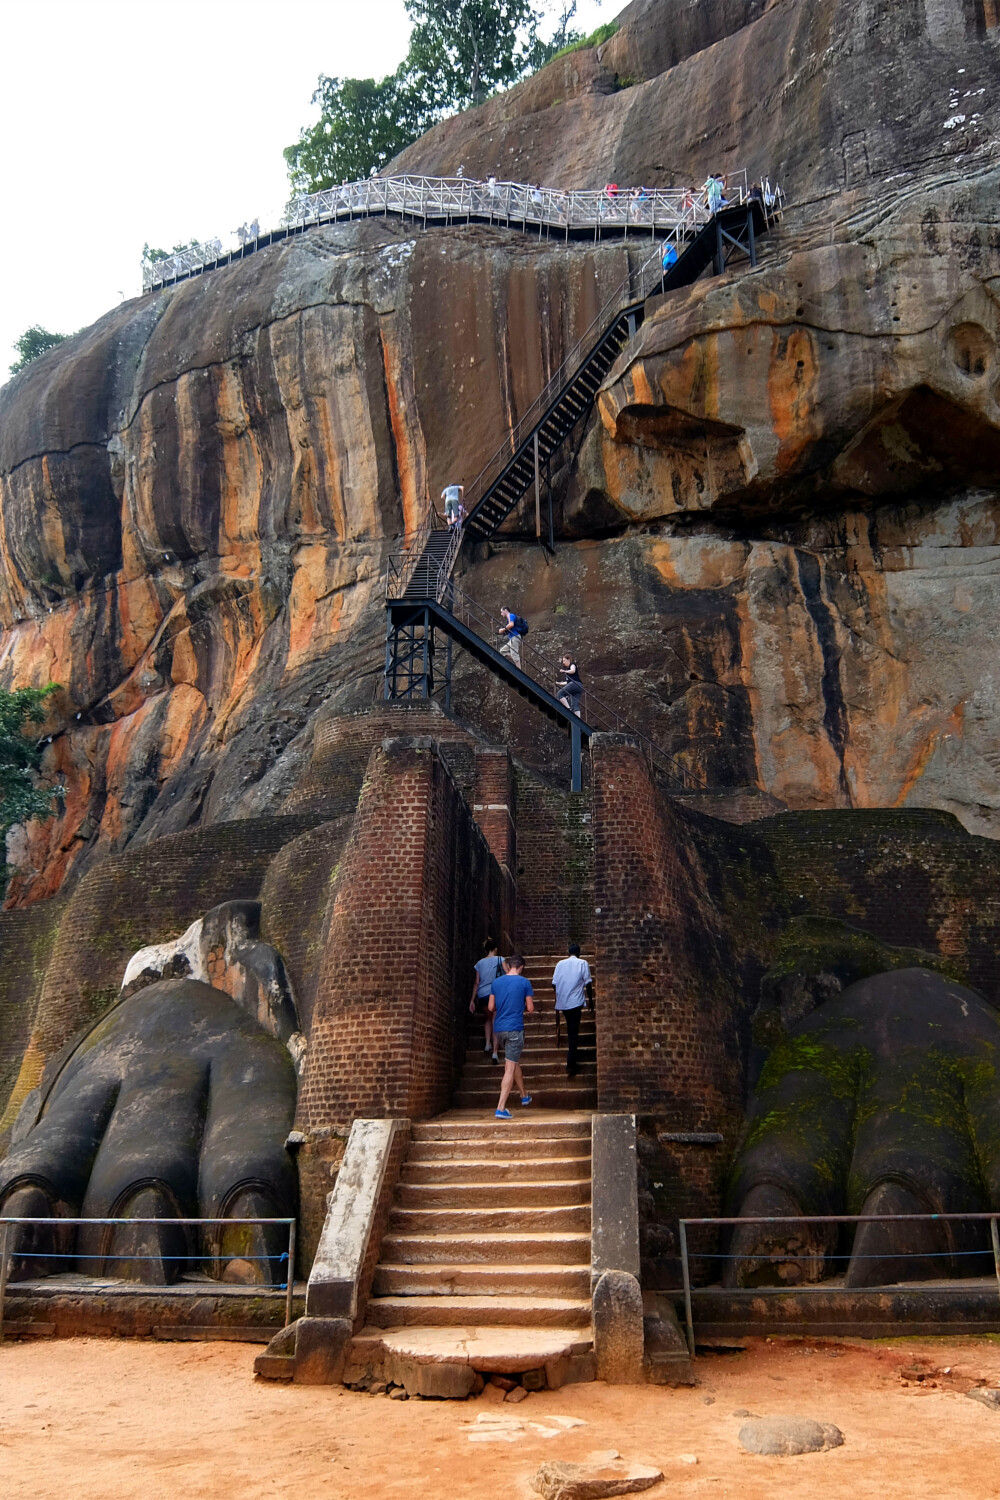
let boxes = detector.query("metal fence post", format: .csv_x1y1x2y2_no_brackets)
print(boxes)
991,1216,1000,1312
285,1219,297,1329
679,1219,695,1357
0,1221,10,1344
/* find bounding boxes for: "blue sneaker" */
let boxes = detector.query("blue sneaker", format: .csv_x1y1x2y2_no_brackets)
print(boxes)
495,1108,512,1119
520,1095,533,1107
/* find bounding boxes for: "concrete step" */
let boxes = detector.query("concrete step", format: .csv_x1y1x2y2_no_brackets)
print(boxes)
365,1294,592,1329
396,1179,591,1209
380,1231,591,1266
452,1089,598,1110
408,1136,591,1162
402,1155,590,1184
372,1262,590,1297
389,1204,591,1234
350,1325,594,1375
412,1119,591,1142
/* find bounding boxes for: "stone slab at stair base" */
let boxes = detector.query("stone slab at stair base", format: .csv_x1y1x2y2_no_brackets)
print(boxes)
346,1325,594,1385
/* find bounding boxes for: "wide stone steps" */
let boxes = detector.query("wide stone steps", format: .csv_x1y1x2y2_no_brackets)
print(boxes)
402,1155,590,1183
396,1178,590,1209
372,1262,590,1297
379,1230,591,1265
408,1135,590,1162
364,1294,592,1328
389,1203,591,1234
412,1118,590,1143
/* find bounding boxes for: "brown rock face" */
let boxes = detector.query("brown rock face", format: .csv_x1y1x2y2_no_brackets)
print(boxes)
0,0,998,904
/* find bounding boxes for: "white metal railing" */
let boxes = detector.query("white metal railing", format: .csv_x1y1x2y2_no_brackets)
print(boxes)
141,171,784,290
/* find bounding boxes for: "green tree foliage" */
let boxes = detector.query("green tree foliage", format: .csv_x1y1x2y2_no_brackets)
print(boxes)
284,70,424,195
284,0,596,193
405,0,541,111
0,686,63,859
9,326,68,376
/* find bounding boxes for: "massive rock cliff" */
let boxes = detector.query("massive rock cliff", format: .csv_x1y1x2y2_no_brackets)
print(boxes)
0,0,998,903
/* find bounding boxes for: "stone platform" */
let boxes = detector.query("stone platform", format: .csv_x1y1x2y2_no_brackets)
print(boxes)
2,1273,306,1341
687,1277,1000,1342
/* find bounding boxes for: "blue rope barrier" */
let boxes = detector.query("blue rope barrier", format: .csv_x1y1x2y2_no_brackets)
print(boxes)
689,1248,994,1260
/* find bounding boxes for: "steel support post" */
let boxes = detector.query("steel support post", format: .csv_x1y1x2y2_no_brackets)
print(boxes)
714,218,724,276
570,721,583,793
534,432,542,539
747,207,757,267
679,1220,695,1357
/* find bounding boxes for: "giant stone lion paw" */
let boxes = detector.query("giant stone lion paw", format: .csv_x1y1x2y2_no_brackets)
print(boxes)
0,906,301,1288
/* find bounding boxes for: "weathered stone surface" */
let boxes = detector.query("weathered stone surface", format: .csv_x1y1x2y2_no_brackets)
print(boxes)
593,1270,645,1384
291,1316,353,1384
307,1118,406,1319
0,3,995,907
385,1355,477,1399
967,1387,1000,1411
531,1456,663,1500
738,1417,844,1456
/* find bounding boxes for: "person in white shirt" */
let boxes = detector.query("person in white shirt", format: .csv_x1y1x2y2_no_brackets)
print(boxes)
441,483,464,526
551,944,593,1079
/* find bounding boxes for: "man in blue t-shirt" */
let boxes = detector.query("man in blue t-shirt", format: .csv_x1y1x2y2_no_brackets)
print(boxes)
488,954,535,1118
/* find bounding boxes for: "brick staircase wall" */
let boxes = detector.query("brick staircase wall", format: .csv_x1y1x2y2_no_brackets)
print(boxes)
295,736,511,1260
513,769,594,954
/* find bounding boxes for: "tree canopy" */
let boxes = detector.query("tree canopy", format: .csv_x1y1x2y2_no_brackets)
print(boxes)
0,686,63,885
9,326,68,376
284,0,591,195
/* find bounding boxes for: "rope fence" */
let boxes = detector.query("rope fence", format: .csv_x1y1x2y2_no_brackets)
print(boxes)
141,170,784,291
0,1214,297,1341
678,1211,1000,1357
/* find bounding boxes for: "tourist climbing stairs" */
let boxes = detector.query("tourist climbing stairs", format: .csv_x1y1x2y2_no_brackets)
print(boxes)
454,952,597,1111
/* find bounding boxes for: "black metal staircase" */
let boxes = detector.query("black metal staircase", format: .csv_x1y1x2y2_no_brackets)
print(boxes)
383,199,773,789
463,200,769,544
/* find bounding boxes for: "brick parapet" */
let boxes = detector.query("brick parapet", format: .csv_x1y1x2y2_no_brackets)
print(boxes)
590,734,741,1135
295,736,506,1241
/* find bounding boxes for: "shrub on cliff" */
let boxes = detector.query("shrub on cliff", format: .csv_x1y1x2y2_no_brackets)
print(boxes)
0,685,64,881
9,326,67,376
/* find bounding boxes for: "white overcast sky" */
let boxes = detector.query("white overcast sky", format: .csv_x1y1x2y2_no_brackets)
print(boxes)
0,0,608,379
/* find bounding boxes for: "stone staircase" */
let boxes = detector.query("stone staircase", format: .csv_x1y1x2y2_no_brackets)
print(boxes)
349,1112,595,1385
454,952,598,1111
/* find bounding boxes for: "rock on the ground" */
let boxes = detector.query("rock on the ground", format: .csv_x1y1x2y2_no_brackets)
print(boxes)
738,1417,844,1455
531,1456,663,1500
505,1385,529,1403
967,1388,1000,1410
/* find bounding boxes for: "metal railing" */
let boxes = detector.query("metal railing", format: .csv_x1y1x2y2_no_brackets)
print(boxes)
461,241,667,519
386,536,702,790
141,170,784,290
0,1214,297,1340
678,1211,1000,1357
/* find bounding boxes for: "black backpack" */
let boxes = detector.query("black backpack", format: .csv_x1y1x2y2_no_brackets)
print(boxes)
514,615,530,635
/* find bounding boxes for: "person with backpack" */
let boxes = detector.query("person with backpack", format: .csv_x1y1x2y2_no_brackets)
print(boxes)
469,937,504,1063
498,607,528,668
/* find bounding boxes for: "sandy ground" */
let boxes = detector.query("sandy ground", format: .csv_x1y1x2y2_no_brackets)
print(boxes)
4,1334,1000,1499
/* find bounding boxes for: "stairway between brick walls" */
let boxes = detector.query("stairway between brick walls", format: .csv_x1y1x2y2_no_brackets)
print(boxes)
347,963,598,1391
454,953,598,1112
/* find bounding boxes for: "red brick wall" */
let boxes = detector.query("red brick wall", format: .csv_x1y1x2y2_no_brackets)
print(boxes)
297,735,506,1133
513,769,594,953
591,734,741,1129
591,734,744,1283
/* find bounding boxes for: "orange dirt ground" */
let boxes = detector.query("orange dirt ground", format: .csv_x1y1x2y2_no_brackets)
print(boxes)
4,1334,1000,1499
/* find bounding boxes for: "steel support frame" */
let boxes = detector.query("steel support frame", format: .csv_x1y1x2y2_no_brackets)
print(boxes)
383,605,450,703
